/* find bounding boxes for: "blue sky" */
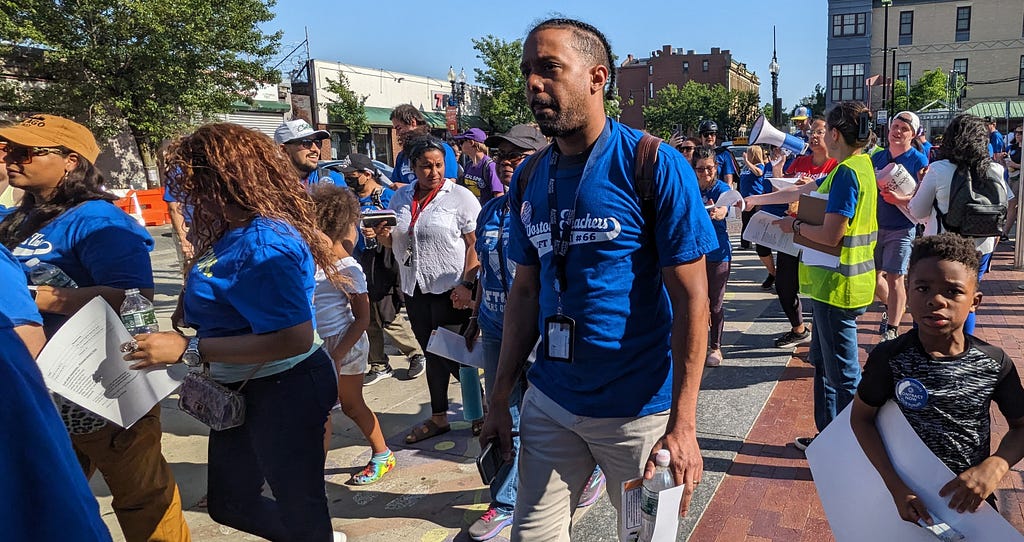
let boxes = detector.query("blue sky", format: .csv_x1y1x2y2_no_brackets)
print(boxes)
265,0,828,110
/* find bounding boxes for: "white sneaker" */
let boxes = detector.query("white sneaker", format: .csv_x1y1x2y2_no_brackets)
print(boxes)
334,531,347,542
705,349,723,367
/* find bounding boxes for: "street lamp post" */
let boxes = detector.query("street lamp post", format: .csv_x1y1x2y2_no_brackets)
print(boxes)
447,66,467,132
770,26,781,126
881,0,892,126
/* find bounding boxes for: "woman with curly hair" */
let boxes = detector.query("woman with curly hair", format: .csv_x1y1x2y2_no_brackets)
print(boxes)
126,123,341,541
0,114,189,541
909,114,1008,334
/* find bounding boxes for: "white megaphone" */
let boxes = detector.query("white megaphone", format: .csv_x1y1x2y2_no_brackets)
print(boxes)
749,115,809,156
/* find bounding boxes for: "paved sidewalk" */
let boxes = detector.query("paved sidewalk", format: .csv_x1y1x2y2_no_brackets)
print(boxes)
690,244,1024,541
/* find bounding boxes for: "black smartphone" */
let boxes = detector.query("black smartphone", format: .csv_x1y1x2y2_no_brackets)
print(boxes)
476,439,506,486
361,209,398,228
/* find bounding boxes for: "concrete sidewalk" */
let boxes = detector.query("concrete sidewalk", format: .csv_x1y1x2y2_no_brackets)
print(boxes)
92,226,796,541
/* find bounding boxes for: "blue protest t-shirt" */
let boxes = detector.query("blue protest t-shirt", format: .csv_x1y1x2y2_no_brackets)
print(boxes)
6,201,154,335
990,131,1006,155
820,163,860,219
701,180,732,263
715,148,737,180
475,195,515,339
872,148,928,230
354,187,395,256
183,217,319,383
920,140,933,161
0,327,112,542
305,168,344,186
390,142,459,185
507,119,718,418
0,245,41,328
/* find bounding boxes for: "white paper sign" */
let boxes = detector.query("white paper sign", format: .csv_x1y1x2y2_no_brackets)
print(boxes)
35,296,185,428
806,402,1024,542
770,176,800,192
741,211,799,256
704,189,745,211
620,478,685,542
426,326,485,369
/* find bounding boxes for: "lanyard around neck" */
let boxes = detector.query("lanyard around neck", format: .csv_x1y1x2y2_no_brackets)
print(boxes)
408,181,443,235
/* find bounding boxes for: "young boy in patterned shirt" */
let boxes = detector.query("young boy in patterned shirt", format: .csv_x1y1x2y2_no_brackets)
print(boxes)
851,233,1024,526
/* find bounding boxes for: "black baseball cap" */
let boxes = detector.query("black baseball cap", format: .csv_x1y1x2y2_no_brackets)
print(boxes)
484,124,547,151
340,153,377,174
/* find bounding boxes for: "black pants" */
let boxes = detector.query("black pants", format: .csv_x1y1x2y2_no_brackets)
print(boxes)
405,285,472,414
775,251,803,328
741,208,773,257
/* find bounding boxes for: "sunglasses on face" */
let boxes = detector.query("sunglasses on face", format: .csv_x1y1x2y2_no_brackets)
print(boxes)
288,138,325,150
495,150,530,163
679,146,696,152
0,143,67,164
695,166,716,173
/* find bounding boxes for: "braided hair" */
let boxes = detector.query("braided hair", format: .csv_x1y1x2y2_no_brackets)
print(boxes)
528,18,616,100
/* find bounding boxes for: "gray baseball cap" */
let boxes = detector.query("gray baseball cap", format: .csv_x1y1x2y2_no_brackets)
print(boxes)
484,124,547,151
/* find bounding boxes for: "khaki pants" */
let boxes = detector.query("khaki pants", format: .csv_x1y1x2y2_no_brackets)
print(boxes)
512,387,669,542
72,405,190,542
366,303,422,366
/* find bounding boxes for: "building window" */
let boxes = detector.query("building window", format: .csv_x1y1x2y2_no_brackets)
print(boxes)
953,58,968,81
682,61,689,73
956,6,971,42
830,63,865,102
831,13,867,37
649,65,654,76
899,11,913,45
702,59,709,72
897,62,911,86
1018,56,1024,95
649,82,654,99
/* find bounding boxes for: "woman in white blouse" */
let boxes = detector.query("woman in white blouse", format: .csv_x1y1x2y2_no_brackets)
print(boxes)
908,114,1007,334
377,135,481,443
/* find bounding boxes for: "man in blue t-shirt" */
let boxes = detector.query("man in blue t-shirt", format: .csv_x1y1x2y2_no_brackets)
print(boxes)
389,104,459,188
480,19,718,538
274,119,344,186
341,153,427,383
985,116,1007,162
871,111,929,342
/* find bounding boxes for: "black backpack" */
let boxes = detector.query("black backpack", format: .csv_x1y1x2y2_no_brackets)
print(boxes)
933,163,1007,238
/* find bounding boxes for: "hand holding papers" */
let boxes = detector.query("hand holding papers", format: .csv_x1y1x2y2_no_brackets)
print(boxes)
35,296,185,429
427,327,484,368
742,211,799,255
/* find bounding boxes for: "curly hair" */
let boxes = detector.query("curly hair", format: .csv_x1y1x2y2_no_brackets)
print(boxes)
935,114,991,174
529,18,616,101
908,233,981,285
164,122,337,281
0,150,115,249
310,183,361,243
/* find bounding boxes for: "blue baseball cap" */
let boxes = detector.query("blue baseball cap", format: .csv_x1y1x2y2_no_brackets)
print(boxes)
792,106,812,121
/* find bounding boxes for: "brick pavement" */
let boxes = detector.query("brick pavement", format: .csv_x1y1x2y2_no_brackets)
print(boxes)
690,245,1024,541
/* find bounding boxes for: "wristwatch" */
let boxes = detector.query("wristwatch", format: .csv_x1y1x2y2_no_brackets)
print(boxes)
459,279,476,291
181,337,202,368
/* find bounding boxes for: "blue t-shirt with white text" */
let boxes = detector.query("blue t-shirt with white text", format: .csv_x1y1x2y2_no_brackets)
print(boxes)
871,148,928,229
701,180,732,263
475,195,515,339
507,119,717,418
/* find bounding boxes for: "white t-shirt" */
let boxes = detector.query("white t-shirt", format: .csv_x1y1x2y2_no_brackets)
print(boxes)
313,257,368,338
388,179,481,296
909,159,1007,255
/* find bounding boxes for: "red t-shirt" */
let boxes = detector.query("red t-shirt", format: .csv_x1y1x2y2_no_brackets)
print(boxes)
785,155,839,182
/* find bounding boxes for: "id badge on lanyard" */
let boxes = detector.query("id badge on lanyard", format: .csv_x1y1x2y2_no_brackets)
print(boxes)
545,150,579,363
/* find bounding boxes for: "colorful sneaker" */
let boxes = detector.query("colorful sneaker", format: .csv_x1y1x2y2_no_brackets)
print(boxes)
577,466,606,508
351,452,396,485
468,507,514,541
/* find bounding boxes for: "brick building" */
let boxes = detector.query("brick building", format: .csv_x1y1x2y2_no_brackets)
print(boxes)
616,45,761,130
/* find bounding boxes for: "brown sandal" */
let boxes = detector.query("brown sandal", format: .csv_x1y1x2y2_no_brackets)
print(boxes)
405,419,451,444
472,418,484,436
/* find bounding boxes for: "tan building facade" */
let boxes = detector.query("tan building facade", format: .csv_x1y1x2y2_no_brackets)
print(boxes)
616,45,760,130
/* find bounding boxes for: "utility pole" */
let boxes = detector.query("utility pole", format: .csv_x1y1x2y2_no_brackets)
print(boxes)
881,0,892,125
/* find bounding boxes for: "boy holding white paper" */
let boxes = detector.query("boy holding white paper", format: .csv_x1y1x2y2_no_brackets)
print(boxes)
851,234,1024,525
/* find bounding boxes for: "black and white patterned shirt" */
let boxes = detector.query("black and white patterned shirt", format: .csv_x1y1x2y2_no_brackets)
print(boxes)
859,330,1024,474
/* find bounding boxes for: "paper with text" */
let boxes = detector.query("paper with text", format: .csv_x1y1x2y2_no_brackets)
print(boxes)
35,296,185,428
427,326,485,368
619,478,684,542
741,211,799,256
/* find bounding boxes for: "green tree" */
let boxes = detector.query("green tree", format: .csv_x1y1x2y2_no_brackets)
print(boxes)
324,73,369,149
1,0,281,184
909,68,949,110
472,35,531,133
798,84,827,117
891,79,910,113
643,81,754,140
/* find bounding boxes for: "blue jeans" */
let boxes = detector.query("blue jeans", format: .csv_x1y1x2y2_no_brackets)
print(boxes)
206,348,338,542
481,332,523,513
964,252,992,335
808,299,867,432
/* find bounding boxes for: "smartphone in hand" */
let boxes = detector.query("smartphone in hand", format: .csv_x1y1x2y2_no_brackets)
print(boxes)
476,439,507,486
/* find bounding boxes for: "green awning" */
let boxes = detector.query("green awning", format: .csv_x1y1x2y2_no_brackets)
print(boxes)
464,115,489,129
964,101,1024,118
364,106,394,126
231,99,291,113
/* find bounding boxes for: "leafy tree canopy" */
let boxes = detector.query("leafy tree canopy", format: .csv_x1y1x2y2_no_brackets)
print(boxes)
1,0,281,159
642,82,760,140
471,35,531,133
797,84,827,117
325,73,369,144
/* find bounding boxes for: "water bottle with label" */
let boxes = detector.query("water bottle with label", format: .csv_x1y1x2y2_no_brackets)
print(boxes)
120,288,159,334
26,257,79,288
638,449,675,542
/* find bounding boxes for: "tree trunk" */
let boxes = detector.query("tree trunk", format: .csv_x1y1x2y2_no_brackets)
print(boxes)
136,139,159,189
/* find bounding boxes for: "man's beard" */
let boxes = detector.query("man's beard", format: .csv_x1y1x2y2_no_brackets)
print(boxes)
293,157,316,174
532,96,587,139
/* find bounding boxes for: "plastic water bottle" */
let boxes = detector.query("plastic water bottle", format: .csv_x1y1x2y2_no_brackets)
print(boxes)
120,288,159,334
638,449,675,542
459,366,484,421
26,258,78,288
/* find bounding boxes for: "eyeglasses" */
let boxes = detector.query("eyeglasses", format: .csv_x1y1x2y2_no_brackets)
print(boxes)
810,129,827,136
287,138,325,149
679,146,696,152
694,166,716,173
0,143,67,164
495,150,530,163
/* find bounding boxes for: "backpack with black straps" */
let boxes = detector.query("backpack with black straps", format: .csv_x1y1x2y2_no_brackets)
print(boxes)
515,134,663,242
933,163,1007,238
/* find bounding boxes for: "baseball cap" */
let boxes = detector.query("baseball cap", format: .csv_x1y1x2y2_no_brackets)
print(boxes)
274,119,329,144
339,153,378,174
0,114,101,163
452,127,487,143
484,124,547,151
791,106,812,121
890,111,921,134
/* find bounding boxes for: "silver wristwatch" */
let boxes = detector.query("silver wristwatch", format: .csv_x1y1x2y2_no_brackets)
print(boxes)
182,337,202,368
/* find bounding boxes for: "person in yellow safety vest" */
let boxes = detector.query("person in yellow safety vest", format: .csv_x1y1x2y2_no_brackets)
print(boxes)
775,101,879,453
